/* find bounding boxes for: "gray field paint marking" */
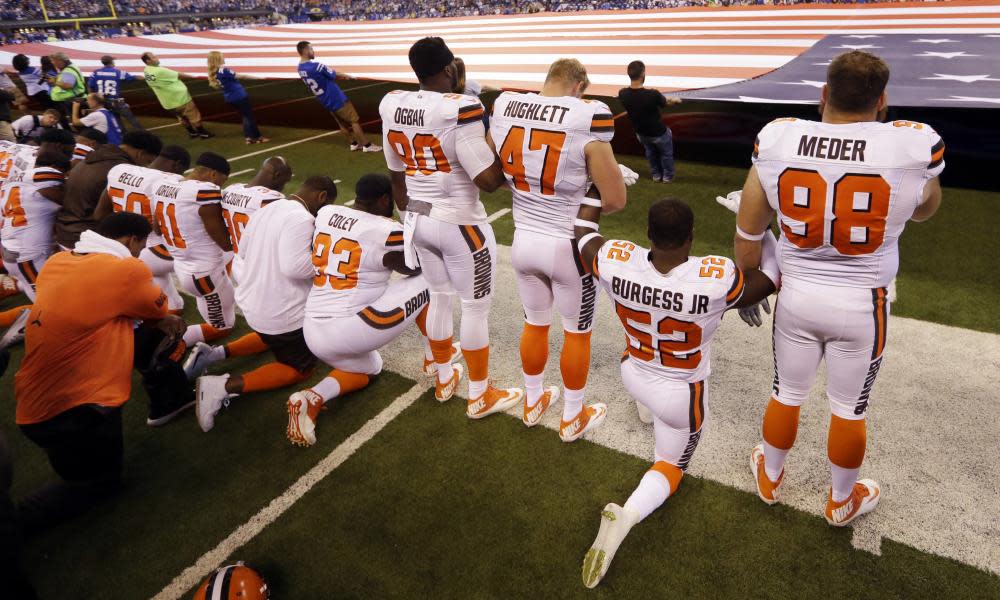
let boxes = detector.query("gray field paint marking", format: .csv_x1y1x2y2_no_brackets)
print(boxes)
152,381,428,600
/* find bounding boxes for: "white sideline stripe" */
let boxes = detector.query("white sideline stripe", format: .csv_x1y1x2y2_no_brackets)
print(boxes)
487,208,511,223
229,168,254,177
151,381,428,600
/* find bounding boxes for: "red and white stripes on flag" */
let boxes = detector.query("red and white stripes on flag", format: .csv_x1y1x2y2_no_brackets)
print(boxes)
3,0,999,96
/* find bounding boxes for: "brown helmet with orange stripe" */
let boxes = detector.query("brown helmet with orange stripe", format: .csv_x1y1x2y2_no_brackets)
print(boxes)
193,562,270,600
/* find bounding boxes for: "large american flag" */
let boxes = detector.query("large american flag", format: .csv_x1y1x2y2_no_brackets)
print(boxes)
2,0,999,98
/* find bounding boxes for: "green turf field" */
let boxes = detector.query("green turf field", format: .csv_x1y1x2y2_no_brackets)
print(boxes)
1,78,998,598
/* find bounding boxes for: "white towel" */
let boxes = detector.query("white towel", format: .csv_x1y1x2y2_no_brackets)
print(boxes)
73,230,132,259
402,210,421,270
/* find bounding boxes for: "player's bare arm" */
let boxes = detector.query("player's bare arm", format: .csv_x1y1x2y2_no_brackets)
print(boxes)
93,189,113,220
575,201,606,271
734,165,774,271
388,169,409,212
912,176,943,222
198,203,234,252
383,251,420,276
584,141,626,214
38,184,65,206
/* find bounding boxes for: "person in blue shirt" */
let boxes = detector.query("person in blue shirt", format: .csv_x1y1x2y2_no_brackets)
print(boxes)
87,56,143,132
71,93,123,146
207,51,269,145
295,40,380,152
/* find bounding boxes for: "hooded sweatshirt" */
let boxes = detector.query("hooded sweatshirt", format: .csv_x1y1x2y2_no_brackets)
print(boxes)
54,144,133,249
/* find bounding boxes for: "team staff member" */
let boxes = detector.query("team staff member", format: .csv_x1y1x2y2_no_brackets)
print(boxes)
14,213,186,533
140,52,212,139
618,60,680,183
54,129,162,250
296,41,379,152
88,55,143,131
71,93,123,145
46,53,86,128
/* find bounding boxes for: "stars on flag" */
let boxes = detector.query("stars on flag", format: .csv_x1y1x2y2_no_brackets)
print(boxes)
916,51,980,59
912,39,957,44
921,74,1000,84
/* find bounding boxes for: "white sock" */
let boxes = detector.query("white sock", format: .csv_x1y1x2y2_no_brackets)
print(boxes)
436,363,452,385
524,372,543,407
762,441,789,483
421,337,434,362
183,324,204,346
623,469,671,522
830,464,860,503
468,378,487,400
562,387,585,421
310,377,340,402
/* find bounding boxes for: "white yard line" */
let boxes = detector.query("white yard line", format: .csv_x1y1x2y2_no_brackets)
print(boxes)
152,381,428,600
228,168,254,178
487,208,511,223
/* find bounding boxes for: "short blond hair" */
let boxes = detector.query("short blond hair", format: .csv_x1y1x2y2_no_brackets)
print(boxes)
545,58,590,92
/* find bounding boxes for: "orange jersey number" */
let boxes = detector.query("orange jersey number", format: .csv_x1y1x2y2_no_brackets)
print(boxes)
312,233,362,291
154,201,187,249
615,303,703,370
385,130,452,176
109,186,153,224
498,126,566,196
222,209,251,253
777,168,890,256
2,186,26,227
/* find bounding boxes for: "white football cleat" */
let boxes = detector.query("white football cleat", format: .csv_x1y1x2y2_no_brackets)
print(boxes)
349,142,361,152
195,374,232,432
423,342,462,377
582,503,640,589
287,389,324,447
362,143,383,153
559,403,608,442
0,308,29,351
635,400,653,424
183,342,220,381
825,479,880,527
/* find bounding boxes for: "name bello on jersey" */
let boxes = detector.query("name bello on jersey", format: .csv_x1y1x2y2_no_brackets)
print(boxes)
796,135,866,162
116,170,144,188
611,276,711,315
393,107,425,127
501,100,570,124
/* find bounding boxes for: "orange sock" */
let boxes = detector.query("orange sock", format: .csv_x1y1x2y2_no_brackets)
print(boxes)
462,345,489,383
169,308,184,316
224,332,268,357
429,337,455,365
242,362,311,394
519,323,549,376
330,369,370,395
762,397,800,450
828,415,867,468
559,330,592,390
200,323,230,343
415,305,429,337
0,305,30,327
650,460,684,495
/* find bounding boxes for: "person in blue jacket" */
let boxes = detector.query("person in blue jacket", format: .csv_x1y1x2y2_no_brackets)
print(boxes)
87,55,143,132
207,51,268,145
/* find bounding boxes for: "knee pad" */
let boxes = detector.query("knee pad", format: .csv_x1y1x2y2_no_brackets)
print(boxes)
460,296,491,320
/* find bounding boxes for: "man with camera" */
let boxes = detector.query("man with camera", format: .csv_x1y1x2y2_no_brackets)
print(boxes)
71,93,123,146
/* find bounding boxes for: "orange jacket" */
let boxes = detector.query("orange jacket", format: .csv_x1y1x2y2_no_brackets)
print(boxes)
14,250,168,425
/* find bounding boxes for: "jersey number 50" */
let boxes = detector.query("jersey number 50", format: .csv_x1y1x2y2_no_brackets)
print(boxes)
778,168,890,256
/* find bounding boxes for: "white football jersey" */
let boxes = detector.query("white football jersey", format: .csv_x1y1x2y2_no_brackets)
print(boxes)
2,146,38,192
753,118,945,288
106,164,182,247
594,240,746,383
306,204,405,319
221,183,284,255
72,142,94,165
0,141,21,184
150,178,225,273
379,90,489,225
0,166,64,260
490,92,615,238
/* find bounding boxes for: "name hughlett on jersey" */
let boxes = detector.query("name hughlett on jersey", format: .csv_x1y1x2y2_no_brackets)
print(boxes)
611,275,711,315
796,135,867,162
500,100,571,124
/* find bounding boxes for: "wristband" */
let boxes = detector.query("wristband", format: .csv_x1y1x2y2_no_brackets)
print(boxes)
575,219,599,231
736,225,766,241
577,232,601,252
580,197,602,207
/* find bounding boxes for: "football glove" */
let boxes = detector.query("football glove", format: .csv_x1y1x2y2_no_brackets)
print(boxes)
739,297,771,327
715,190,742,214
618,164,639,186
